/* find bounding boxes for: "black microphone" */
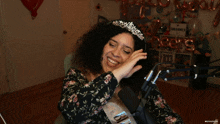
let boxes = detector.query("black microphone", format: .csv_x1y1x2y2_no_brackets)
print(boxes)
118,86,140,114
141,70,154,91
118,86,156,124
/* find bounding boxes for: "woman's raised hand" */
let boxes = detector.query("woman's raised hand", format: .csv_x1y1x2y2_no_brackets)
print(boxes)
112,49,147,82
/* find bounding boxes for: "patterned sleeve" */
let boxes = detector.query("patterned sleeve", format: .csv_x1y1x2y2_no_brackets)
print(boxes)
145,86,184,124
58,68,118,123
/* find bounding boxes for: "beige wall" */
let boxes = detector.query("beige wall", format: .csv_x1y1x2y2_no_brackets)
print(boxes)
90,0,120,26
0,43,9,94
0,0,116,94
0,1,9,94
60,0,120,55
60,0,91,55
0,0,65,93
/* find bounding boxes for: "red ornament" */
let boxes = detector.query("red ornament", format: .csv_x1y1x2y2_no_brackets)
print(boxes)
181,1,188,22
160,36,169,47
120,0,129,16
21,0,44,19
184,38,195,52
213,8,220,27
157,0,170,8
147,0,157,7
199,0,208,10
188,0,199,12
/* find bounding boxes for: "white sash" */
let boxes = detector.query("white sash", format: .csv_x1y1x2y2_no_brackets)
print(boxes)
103,88,136,124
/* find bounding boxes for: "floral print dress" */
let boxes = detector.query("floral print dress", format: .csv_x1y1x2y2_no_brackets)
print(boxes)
58,68,184,124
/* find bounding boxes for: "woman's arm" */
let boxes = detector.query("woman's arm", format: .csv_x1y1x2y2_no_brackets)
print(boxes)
58,68,118,123
145,86,184,124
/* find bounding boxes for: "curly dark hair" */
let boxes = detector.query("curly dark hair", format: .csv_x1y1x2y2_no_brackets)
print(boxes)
72,20,148,74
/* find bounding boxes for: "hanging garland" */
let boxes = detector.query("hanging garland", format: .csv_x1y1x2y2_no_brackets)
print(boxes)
117,0,220,27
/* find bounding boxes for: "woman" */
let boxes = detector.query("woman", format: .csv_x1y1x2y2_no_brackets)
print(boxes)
58,20,184,124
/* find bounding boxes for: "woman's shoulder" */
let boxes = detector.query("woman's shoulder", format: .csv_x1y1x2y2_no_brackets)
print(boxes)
64,67,88,84
66,67,85,77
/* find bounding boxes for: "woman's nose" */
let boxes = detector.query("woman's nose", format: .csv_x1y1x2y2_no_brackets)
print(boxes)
112,48,120,57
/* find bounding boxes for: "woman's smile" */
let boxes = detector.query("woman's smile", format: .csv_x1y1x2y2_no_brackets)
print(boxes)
107,57,119,66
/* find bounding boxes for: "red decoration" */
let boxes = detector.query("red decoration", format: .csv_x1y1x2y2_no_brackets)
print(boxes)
147,0,157,7
120,0,129,16
160,36,169,47
21,0,44,19
157,0,170,8
199,0,208,10
174,0,182,10
182,1,188,22
169,38,178,49
184,38,195,51
188,0,199,12
213,8,220,27
151,36,196,52
145,19,161,37
208,0,215,11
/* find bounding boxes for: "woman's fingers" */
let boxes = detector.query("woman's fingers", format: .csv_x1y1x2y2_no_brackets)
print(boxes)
130,49,145,57
112,49,147,82
129,49,147,61
123,51,147,77
129,52,147,64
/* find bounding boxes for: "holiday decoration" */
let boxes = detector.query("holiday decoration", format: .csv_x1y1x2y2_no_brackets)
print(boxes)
146,0,157,7
120,0,129,16
145,19,161,37
208,0,215,11
214,31,220,39
188,0,199,12
169,38,178,49
149,36,196,52
199,0,208,10
139,0,146,19
213,8,220,27
21,0,44,19
157,0,170,8
160,36,169,47
185,38,195,51
128,0,139,5
115,0,220,87
150,36,160,48
181,1,189,22
116,0,220,11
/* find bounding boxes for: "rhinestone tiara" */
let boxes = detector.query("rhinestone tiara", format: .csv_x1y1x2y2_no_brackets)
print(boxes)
112,20,145,40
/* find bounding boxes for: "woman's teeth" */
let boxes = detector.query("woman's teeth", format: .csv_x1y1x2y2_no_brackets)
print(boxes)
108,58,118,64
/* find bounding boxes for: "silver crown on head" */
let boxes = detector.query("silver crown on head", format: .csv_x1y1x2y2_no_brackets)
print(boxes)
112,20,145,40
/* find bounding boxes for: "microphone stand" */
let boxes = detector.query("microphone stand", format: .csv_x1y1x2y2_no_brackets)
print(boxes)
159,65,220,81
133,63,220,124
132,70,162,124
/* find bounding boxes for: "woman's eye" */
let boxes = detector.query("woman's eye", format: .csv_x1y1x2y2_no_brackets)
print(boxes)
124,51,130,54
109,43,115,47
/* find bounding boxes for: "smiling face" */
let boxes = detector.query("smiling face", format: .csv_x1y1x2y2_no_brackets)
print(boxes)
101,33,135,73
